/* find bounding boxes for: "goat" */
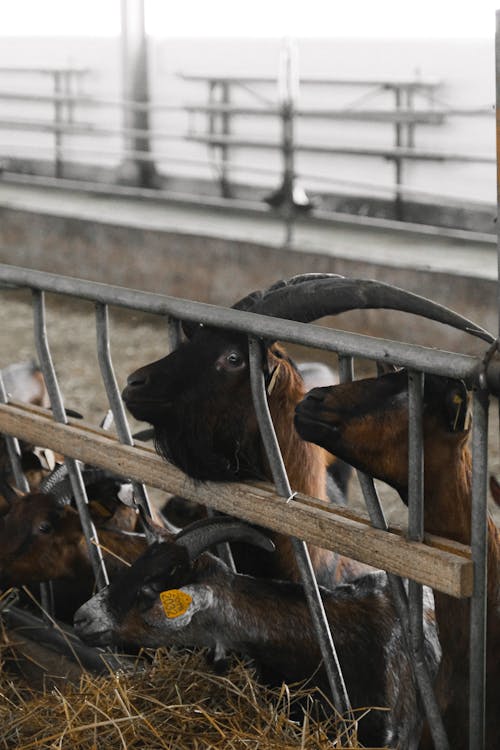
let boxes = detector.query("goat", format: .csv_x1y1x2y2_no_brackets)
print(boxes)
122,274,489,586
295,369,500,749
74,515,440,749
0,471,148,621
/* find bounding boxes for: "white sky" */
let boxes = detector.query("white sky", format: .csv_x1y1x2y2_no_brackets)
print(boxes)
0,1,499,38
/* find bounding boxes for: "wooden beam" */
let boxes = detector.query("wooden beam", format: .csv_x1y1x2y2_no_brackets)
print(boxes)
0,401,473,598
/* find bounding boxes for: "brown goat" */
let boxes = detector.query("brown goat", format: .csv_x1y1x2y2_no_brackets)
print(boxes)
0,486,148,620
295,369,500,749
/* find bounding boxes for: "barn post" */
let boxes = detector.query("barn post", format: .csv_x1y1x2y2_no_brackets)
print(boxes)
118,0,158,187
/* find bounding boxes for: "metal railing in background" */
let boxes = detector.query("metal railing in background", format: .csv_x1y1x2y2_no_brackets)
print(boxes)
0,65,494,236
0,262,497,748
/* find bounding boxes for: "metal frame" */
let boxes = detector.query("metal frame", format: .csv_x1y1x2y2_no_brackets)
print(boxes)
0,66,494,235
0,262,494,748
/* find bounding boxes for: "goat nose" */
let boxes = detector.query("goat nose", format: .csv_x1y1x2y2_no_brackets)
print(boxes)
126,371,148,388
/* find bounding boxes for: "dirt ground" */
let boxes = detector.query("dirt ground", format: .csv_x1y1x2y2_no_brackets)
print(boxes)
0,287,499,525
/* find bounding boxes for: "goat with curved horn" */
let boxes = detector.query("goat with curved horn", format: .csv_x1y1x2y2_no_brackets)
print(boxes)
235,273,494,344
123,273,491,587
175,516,275,560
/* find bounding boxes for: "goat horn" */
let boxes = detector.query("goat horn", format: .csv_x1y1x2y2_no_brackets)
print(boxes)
39,462,70,496
175,516,275,561
244,275,494,344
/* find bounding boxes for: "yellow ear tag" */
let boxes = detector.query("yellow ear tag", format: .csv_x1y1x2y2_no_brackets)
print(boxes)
160,589,192,619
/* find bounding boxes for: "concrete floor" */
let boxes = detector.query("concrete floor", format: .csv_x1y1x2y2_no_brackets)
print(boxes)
0,179,497,281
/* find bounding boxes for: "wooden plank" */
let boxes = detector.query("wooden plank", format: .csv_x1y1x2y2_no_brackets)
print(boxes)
0,401,473,598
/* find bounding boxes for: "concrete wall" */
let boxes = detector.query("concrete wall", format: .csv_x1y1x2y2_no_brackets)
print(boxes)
0,205,496,357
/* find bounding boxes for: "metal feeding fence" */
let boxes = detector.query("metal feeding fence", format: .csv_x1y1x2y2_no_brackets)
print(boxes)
0,263,497,750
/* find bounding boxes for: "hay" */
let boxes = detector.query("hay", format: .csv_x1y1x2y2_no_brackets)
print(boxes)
0,634,381,750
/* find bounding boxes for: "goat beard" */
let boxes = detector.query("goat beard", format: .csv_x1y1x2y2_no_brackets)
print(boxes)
152,422,265,483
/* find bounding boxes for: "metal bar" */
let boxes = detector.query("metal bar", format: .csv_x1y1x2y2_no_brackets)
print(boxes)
95,302,156,542
469,387,489,750
338,356,449,749
31,290,109,589
0,265,487,385
179,73,441,88
53,71,63,178
183,135,495,163
219,81,232,198
183,104,447,123
0,371,30,493
407,371,427,742
248,338,353,728
496,9,500,339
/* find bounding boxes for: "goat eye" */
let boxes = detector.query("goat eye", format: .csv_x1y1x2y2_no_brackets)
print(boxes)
226,352,243,368
37,521,53,534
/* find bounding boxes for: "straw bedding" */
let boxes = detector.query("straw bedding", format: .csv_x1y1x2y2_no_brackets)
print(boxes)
0,631,378,750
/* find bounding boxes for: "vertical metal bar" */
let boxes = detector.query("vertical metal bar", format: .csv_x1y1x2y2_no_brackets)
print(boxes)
95,302,156,542
220,81,231,198
406,85,415,149
32,290,109,589
53,71,63,179
393,84,403,220
167,316,182,352
407,370,426,713
248,338,353,729
278,39,298,247
496,9,500,337
469,387,489,750
339,355,449,749
119,0,157,187
0,372,30,493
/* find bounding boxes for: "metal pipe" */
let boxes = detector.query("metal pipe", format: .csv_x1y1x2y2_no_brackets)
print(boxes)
338,357,449,749
0,371,30,493
0,265,485,385
248,337,353,728
32,290,109,589
469,387,489,750
119,0,157,187
407,370,426,729
95,303,156,543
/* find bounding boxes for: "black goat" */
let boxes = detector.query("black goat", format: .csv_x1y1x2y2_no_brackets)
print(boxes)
74,516,440,749
122,274,491,585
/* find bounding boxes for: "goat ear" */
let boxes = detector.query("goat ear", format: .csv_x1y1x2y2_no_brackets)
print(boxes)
181,320,202,340
444,381,469,433
87,498,115,522
489,475,500,507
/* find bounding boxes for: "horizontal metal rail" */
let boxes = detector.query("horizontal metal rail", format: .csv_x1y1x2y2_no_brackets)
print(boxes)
0,263,488,384
184,133,495,164
178,73,442,89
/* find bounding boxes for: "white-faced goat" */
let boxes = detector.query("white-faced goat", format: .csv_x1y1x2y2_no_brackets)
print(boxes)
74,515,440,749
295,369,500,749
122,274,490,585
